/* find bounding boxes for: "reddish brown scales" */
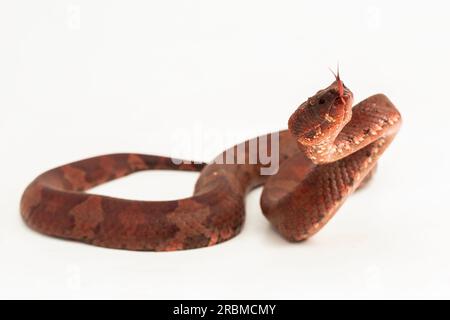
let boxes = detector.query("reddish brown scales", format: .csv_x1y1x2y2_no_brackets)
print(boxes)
20,81,401,251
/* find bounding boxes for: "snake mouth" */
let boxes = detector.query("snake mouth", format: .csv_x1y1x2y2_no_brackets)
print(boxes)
335,86,354,122
328,80,354,126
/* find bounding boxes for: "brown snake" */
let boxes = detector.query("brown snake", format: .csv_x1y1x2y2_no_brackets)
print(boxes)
20,75,402,251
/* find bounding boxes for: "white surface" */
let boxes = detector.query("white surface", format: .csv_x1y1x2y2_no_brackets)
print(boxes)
1,0,449,299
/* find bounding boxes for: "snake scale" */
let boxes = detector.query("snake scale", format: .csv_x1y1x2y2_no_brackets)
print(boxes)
20,75,401,251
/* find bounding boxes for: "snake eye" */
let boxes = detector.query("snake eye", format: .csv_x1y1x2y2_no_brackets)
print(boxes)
319,98,325,104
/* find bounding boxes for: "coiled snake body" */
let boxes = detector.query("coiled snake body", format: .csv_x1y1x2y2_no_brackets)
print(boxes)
20,77,401,251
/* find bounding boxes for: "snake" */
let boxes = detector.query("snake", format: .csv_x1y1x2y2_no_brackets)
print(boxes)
20,74,402,251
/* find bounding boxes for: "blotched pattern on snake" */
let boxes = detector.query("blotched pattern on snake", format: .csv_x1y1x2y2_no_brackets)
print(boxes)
20,75,401,251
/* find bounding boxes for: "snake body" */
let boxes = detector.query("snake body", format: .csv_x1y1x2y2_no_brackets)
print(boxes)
20,78,401,251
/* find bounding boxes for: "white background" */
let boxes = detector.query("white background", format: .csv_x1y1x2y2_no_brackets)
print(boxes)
1,0,449,299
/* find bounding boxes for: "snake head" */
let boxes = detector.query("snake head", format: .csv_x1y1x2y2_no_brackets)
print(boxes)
288,78,353,146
